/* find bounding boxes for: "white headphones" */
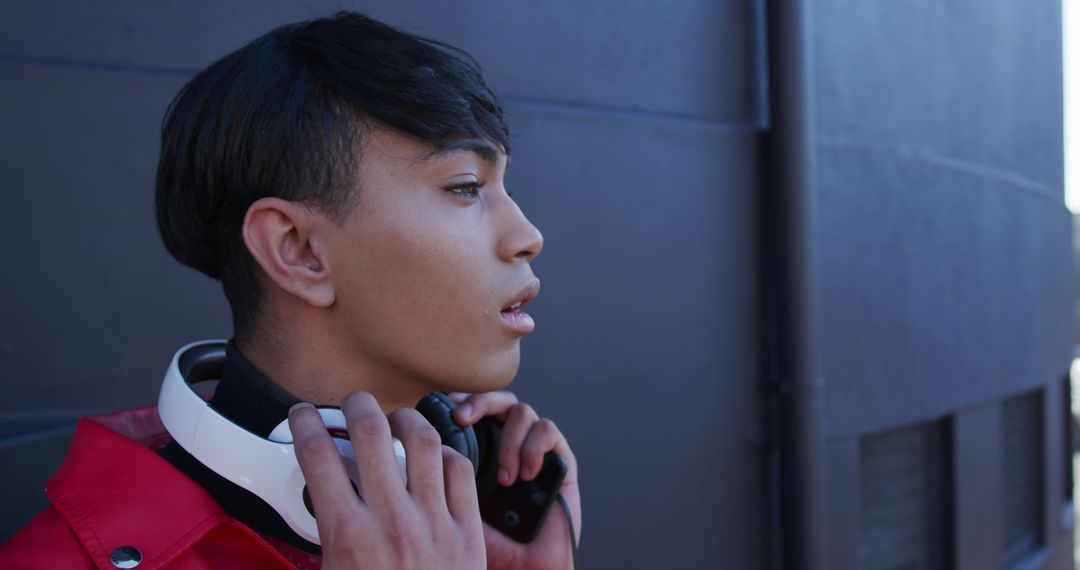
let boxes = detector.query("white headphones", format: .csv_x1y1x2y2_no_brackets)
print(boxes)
157,340,406,544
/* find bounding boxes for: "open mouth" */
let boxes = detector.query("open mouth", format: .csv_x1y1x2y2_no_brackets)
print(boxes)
501,298,531,314
500,281,540,333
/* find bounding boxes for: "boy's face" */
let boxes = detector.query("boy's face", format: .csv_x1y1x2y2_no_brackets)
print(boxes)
319,127,543,398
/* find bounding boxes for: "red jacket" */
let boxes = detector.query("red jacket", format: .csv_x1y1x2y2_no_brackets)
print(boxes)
0,407,322,569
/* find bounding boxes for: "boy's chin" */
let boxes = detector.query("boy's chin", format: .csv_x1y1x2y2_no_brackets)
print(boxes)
438,358,520,395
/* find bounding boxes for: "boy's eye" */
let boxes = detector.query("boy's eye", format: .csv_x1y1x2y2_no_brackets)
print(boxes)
446,182,481,199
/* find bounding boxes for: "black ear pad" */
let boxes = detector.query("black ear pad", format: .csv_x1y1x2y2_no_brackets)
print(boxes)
468,415,503,492
415,393,480,468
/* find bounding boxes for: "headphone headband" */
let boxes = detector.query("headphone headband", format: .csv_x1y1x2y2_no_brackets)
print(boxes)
157,340,370,544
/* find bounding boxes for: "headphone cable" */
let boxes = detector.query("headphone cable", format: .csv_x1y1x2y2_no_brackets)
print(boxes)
556,492,578,570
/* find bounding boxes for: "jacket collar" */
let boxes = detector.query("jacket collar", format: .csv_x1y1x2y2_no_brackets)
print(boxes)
45,406,290,570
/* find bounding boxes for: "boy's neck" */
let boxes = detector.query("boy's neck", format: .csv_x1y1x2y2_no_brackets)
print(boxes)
234,334,433,413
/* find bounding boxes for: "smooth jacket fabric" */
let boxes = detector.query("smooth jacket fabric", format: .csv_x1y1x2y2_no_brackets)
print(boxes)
0,406,322,570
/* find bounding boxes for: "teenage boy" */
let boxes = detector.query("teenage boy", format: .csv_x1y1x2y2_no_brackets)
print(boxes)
0,11,580,569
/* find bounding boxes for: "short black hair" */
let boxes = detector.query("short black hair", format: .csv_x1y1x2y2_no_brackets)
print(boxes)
155,11,509,337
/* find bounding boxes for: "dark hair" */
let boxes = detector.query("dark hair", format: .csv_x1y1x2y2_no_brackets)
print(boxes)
155,11,509,336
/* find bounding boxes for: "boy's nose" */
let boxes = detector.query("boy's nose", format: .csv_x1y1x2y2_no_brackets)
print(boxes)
498,201,543,263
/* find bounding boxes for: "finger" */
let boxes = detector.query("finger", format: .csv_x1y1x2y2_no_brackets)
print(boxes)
452,391,519,426
342,392,408,510
442,445,481,528
496,403,538,485
289,403,362,522
522,425,582,544
518,418,561,481
481,521,515,564
387,408,446,517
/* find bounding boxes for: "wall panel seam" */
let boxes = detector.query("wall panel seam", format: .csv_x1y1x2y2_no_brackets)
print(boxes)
817,133,1061,203
0,54,195,77
0,424,75,450
504,95,761,131
0,55,764,131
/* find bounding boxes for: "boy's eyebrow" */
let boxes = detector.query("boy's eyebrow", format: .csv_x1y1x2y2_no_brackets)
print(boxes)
424,139,505,166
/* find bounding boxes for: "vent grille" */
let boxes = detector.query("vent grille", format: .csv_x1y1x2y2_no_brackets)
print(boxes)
1002,391,1044,566
857,421,951,570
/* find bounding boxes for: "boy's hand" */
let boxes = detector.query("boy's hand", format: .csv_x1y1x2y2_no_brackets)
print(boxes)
451,391,581,570
289,393,486,570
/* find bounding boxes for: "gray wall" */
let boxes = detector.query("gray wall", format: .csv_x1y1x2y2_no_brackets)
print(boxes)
0,1,1073,569
814,0,1075,568
0,2,765,568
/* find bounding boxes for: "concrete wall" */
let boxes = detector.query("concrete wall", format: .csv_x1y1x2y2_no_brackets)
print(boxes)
814,1,1075,568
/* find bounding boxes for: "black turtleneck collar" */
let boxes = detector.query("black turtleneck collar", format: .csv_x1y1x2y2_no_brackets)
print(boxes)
158,339,320,554
209,340,300,436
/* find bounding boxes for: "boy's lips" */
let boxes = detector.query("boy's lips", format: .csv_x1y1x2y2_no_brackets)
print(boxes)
500,280,540,334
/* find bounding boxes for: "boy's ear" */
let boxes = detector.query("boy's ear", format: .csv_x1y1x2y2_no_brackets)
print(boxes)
242,197,335,308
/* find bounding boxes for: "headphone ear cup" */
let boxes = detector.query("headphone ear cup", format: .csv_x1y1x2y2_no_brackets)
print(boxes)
415,393,479,468
468,415,502,490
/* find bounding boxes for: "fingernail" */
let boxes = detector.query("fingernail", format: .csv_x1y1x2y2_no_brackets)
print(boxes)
289,402,314,415
498,468,511,486
458,404,473,420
